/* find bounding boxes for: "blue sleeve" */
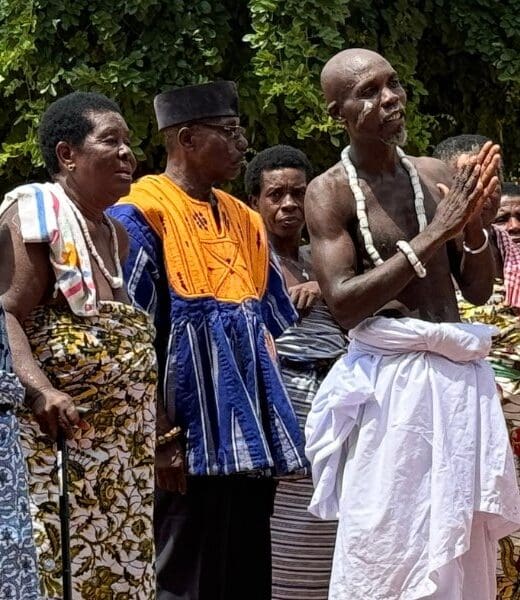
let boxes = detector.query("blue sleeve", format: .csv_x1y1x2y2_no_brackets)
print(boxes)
261,251,298,339
107,204,165,320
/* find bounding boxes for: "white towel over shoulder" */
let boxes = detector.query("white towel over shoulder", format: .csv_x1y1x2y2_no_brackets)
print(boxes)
1,182,99,315
305,316,520,600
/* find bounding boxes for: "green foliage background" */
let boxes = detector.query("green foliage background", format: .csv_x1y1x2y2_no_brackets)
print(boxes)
1,0,520,195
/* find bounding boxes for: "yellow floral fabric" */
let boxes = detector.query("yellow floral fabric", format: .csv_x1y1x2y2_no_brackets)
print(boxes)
459,284,520,600
459,284,519,399
18,301,157,600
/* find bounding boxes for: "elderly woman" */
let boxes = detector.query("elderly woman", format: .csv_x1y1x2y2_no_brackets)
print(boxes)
0,303,39,599
0,92,157,599
246,145,347,600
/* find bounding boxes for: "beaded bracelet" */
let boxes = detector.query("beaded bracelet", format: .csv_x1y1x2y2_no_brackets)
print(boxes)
462,228,489,255
156,426,182,447
396,240,427,279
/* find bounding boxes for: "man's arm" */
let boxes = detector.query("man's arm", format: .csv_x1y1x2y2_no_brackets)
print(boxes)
441,145,499,305
448,219,495,306
260,251,298,338
108,204,186,493
306,175,440,330
108,205,161,316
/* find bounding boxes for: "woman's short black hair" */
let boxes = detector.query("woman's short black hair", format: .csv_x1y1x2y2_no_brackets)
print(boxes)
39,91,122,175
244,144,313,196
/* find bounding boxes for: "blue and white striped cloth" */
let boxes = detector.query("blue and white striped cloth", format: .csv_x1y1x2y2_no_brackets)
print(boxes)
109,203,308,477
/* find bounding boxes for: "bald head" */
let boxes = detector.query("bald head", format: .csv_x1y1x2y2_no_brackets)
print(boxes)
321,48,392,107
320,48,407,145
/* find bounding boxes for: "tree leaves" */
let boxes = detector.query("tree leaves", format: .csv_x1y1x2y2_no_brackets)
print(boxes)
0,0,234,192
1,0,520,194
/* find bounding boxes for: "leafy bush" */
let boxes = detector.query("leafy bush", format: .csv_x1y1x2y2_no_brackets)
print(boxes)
1,0,520,195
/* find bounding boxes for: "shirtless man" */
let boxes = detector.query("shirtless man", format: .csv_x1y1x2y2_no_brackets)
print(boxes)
304,49,520,600
306,49,498,328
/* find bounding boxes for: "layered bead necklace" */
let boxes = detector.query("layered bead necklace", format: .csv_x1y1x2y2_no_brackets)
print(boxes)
341,145,427,266
67,201,123,289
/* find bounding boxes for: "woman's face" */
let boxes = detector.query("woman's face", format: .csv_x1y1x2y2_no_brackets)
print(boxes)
253,167,307,239
66,110,136,206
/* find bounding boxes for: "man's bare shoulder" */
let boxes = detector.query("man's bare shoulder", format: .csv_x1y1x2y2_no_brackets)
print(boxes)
305,161,355,238
408,154,453,186
306,161,353,213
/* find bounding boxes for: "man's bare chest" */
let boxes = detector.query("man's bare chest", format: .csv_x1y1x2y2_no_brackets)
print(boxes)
351,176,439,262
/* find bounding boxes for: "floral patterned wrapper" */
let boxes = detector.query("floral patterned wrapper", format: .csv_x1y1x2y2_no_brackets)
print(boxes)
18,301,157,600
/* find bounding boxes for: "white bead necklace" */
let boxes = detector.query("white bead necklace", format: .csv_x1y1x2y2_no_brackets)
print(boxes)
341,145,427,266
67,201,123,289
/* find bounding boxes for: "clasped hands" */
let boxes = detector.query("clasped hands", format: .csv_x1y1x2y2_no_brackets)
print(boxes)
436,141,501,238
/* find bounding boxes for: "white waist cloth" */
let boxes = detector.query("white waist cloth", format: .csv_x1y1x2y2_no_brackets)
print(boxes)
305,316,520,600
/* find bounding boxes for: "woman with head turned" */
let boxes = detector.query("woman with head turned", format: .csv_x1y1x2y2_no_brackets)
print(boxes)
0,91,157,599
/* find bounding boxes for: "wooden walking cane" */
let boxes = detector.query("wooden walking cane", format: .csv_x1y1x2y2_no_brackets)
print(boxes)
57,427,72,600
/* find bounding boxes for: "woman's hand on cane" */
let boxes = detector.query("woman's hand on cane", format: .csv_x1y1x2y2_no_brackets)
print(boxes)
31,387,88,440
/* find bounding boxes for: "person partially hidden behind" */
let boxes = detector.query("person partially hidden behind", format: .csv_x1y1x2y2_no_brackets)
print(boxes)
109,81,308,600
497,181,520,246
435,132,520,600
246,144,347,600
304,48,520,600
0,92,158,599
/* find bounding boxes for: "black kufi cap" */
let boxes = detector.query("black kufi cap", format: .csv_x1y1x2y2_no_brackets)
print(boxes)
154,81,239,131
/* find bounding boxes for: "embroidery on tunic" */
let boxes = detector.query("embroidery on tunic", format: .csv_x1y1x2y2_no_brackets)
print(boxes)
117,174,269,302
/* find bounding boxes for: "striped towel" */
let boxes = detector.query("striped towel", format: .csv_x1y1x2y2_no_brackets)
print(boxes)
494,225,520,309
1,182,98,316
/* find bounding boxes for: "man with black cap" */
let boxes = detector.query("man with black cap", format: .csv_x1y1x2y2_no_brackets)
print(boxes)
109,81,308,599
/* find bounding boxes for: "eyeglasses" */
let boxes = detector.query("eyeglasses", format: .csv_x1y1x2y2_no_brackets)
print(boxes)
196,122,247,142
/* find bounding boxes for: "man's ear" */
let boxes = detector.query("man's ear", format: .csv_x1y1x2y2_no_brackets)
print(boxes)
327,100,340,121
327,100,349,132
249,194,259,210
177,126,196,150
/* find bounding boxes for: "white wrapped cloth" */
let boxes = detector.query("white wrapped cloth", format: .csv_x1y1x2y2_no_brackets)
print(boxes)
305,317,520,600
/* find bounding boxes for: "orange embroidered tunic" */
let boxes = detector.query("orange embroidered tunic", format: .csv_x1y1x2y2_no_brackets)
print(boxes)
109,175,308,477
